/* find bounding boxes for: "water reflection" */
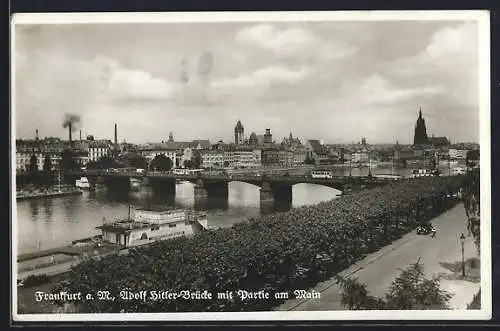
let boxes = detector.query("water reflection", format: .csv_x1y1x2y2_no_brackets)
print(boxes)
42,199,53,222
17,182,342,255
29,200,39,219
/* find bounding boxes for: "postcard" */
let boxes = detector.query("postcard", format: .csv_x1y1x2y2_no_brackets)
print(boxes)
11,10,491,322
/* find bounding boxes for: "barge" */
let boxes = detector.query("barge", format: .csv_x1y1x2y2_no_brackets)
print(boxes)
96,207,208,247
16,187,82,200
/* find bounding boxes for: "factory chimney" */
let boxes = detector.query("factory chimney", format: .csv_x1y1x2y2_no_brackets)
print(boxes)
68,123,72,146
80,130,82,141
35,129,39,141
114,123,118,146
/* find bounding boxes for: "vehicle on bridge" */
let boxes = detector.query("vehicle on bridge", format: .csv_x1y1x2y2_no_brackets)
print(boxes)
411,169,441,178
311,170,334,179
173,168,204,175
373,174,403,180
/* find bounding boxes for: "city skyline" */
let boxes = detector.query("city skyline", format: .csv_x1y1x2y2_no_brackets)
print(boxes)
14,19,480,144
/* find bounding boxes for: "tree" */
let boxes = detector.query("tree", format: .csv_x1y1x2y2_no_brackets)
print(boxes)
336,261,452,310
466,150,479,169
149,154,173,171
29,153,41,186
304,155,315,165
29,154,38,174
462,169,480,255
60,149,79,171
183,160,194,169
86,156,121,170
120,153,148,169
42,154,53,187
193,153,202,168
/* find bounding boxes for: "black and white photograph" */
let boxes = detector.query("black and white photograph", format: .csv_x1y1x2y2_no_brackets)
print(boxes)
11,11,491,321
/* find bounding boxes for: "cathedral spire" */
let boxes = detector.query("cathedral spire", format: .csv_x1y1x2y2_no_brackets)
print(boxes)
414,108,428,145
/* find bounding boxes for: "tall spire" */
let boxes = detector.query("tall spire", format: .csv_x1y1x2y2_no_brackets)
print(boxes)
414,108,428,145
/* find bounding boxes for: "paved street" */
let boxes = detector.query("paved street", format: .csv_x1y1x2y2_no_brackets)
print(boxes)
276,203,480,311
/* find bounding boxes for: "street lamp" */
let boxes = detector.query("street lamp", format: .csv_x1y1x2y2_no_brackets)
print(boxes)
368,153,372,177
460,233,466,277
349,157,352,177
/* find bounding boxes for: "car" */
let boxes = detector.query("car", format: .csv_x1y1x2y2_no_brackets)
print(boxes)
416,223,435,235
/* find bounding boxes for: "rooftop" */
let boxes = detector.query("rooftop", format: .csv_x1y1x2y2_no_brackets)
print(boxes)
96,219,152,233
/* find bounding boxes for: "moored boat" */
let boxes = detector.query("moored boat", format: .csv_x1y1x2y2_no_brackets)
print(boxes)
96,206,208,247
130,178,141,191
75,177,90,189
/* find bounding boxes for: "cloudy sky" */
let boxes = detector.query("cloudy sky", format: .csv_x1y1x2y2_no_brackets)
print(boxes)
14,18,481,144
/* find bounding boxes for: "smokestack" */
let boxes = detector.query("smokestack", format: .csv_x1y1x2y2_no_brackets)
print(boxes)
68,123,72,146
80,130,82,141
114,123,118,146
35,129,39,141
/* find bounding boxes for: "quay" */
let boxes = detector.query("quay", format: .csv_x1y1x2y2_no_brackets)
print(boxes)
16,187,82,201
17,207,209,280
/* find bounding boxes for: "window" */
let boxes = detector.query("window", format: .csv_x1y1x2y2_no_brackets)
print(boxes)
168,224,177,228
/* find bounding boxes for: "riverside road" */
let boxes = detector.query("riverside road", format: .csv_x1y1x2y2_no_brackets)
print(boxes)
276,203,480,311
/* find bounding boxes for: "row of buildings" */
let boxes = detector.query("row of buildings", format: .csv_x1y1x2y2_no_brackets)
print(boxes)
16,113,477,172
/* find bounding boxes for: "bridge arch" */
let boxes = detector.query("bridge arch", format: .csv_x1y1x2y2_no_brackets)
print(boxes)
228,180,261,189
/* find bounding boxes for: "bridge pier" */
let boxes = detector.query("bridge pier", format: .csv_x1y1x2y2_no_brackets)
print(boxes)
194,179,229,210
104,176,131,193
260,181,292,214
148,178,176,196
88,176,97,192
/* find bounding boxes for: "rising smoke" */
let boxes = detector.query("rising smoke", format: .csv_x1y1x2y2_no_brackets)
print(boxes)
62,113,81,131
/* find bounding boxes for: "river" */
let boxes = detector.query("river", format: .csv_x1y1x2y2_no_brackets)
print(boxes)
15,163,455,255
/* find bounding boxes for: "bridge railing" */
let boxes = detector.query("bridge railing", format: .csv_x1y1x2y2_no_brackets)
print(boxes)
67,169,404,183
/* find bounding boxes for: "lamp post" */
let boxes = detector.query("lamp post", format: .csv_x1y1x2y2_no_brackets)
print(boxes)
349,156,352,177
368,152,372,177
460,233,466,277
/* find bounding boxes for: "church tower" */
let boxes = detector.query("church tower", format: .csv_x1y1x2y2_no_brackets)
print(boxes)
234,120,244,145
413,108,428,145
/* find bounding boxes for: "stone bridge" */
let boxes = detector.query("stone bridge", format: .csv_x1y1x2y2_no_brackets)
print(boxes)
66,169,402,212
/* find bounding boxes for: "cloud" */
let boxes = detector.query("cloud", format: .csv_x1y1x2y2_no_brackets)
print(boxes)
235,24,356,60
14,21,480,144
213,65,312,88
236,24,314,52
423,22,477,63
107,64,177,100
386,22,479,110
329,74,444,113
356,74,444,105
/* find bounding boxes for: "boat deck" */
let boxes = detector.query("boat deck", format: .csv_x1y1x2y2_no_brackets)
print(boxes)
18,240,121,263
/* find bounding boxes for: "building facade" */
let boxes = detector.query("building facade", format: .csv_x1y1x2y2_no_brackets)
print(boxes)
449,148,469,160
200,148,261,169
16,139,65,172
262,148,281,167
88,140,112,162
